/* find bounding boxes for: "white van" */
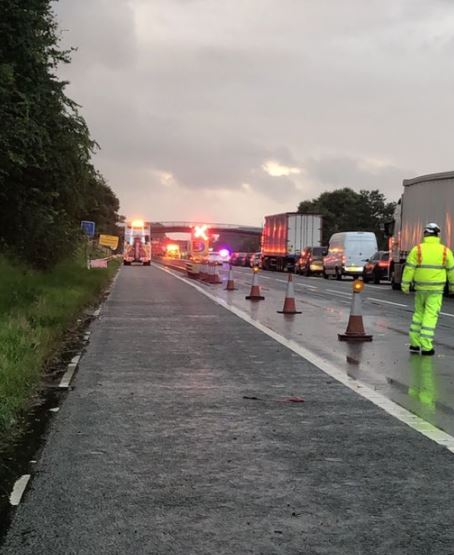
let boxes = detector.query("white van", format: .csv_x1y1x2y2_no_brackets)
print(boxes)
323,232,378,280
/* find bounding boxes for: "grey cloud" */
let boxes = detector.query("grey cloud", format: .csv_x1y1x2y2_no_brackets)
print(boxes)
54,0,454,222
248,171,299,201
55,0,137,70
305,157,410,200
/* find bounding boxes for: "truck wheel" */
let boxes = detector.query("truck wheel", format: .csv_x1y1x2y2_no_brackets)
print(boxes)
323,269,329,279
123,261,130,266
391,270,401,291
335,268,342,281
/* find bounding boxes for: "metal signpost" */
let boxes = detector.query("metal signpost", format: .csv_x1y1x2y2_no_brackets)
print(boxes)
81,221,96,269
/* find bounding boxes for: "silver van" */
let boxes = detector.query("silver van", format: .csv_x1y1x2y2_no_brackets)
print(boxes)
323,232,378,280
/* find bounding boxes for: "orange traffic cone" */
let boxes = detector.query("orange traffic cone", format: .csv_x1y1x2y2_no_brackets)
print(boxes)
278,273,301,314
246,268,265,300
225,265,237,291
338,280,372,342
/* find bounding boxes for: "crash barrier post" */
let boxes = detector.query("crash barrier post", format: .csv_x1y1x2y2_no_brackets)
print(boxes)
225,264,237,291
200,262,208,282
278,273,301,314
186,261,200,280
212,262,222,284
338,279,372,342
245,267,265,301
206,262,213,284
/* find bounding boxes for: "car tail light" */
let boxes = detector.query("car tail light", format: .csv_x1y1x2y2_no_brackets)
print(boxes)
378,261,388,267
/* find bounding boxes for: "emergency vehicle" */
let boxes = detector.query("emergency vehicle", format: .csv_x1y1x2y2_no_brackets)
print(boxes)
123,220,151,266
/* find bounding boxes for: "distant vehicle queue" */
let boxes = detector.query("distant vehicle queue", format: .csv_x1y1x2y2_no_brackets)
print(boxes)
128,170,454,290
229,238,390,283
229,212,388,282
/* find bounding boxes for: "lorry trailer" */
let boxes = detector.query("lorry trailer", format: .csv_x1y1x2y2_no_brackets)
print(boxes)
261,213,322,272
388,171,454,289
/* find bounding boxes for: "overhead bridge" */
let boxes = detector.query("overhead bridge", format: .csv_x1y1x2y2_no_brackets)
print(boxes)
150,222,262,236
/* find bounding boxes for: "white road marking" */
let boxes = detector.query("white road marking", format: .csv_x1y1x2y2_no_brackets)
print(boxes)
10,475,31,506
440,312,454,319
59,362,78,389
327,289,352,298
295,283,318,290
276,279,288,283
367,297,408,308
71,354,81,365
153,263,454,454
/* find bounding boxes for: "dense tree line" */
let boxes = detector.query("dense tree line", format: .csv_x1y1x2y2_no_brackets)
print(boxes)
298,188,396,248
0,1,120,268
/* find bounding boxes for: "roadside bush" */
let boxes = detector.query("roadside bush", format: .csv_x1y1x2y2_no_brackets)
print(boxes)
0,255,119,436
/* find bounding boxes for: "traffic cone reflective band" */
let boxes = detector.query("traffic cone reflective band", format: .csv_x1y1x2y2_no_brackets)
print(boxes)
225,265,237,291
278,273,301,314
246,267,265,300
338,280,372,342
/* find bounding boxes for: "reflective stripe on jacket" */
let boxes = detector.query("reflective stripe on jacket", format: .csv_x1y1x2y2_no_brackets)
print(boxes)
402,236,454,292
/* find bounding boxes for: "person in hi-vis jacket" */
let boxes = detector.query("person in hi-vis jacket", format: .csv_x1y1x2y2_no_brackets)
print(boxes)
402,223,454,356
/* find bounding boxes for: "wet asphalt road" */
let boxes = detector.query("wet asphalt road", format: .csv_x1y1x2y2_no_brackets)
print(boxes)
182,262,454,438
3,265,454,554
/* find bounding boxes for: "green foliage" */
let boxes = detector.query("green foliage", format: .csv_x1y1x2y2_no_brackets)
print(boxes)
298,188,396,248
0,254,120,436
0,0,120,268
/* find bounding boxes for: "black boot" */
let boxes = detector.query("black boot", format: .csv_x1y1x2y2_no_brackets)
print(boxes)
421,349,435,356
409,345,420,354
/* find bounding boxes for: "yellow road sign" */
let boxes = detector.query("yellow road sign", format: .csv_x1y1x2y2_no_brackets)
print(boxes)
99,234,119,250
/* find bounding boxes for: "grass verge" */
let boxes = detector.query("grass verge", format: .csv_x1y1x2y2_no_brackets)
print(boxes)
0,254,120,438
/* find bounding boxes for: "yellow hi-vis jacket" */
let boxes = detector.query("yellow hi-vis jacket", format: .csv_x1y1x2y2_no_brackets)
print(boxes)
402,236,454,293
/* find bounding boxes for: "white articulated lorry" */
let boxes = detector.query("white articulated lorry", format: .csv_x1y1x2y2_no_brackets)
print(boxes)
261,213,323,272
388,171,454,290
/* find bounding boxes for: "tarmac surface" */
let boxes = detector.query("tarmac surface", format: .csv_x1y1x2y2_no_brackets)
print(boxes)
176,260,454,437
3,265,454,554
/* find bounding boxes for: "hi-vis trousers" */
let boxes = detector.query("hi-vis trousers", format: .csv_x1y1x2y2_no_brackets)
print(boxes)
409,292,443,351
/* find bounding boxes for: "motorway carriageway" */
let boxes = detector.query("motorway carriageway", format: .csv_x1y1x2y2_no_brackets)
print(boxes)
162,260,454,438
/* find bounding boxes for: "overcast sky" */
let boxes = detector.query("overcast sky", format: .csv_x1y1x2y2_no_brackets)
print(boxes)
55,0,454,226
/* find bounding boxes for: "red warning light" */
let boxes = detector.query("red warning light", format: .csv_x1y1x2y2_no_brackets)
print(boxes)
194,225,208,241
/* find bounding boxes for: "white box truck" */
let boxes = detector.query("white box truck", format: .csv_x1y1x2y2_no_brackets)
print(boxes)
261,212,322,272
388,171,454,289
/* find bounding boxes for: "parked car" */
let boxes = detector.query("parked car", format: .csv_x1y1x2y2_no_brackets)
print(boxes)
249,252,262,268
233,252,246,266
363,251,390,283
207,251,228,265
229,252,241,265
323,232,378,280
297,246,327,276
244,253,255,267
